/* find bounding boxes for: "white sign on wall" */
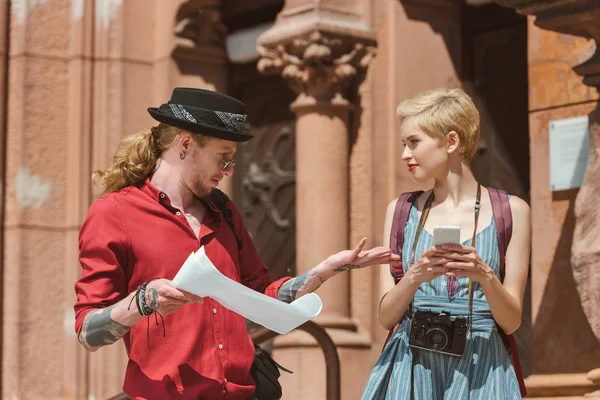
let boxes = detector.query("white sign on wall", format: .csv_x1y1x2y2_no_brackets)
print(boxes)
549,115,590,191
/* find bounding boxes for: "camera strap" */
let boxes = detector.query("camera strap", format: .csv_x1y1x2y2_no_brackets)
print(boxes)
407,183,482,330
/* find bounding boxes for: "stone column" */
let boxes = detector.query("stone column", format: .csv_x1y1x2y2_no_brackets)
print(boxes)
257,3,376,399
293,86,353,331
2,0,92,398
493,0,600,396
0,0,7,395
258,6,376,344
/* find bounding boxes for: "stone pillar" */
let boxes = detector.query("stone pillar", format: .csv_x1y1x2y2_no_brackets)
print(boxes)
89,1,153,395
0,0,7,395
257,3,376,399
493,0,600,396
258,5,376,342
293,90,352,329
2,0,92,398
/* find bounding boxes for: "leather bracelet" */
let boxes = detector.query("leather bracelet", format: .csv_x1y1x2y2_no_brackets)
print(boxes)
134,284,145,316
137,283,154,316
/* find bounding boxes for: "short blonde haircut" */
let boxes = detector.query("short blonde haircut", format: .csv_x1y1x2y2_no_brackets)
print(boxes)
396,88,480,161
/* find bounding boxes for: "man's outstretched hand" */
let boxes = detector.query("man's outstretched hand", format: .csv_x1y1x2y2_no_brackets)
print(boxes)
322,238,401,277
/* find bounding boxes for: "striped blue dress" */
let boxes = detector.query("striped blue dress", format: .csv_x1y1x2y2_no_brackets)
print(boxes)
361,205,521,400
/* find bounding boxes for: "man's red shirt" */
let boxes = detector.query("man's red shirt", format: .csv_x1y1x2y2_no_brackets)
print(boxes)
74,180,289,399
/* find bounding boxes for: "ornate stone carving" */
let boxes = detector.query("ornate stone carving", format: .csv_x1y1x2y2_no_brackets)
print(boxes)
492,1,600,393
173,0,226,49
242,126,295,229
493,0,600,342
257,31,376,104
572,108,600,342
573,49,600,88
493,0,600,41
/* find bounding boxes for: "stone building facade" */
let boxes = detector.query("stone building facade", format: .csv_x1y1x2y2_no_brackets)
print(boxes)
0,0,598,399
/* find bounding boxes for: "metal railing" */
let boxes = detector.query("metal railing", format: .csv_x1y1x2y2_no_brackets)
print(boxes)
107,320,340,400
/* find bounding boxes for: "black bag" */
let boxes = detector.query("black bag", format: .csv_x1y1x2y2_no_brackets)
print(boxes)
251,344,293,400
209,190,293,399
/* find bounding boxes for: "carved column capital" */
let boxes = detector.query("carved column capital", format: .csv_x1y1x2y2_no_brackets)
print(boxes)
492,0,600,87
258,31,376,105
256,5,377,106
172,0,227,63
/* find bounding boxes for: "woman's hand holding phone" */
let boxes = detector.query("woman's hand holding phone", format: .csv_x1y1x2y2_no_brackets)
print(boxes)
409,226,494,284
407,246,453,284
438,244,495,284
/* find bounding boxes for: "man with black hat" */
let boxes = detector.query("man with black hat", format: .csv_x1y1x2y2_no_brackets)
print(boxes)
73,88,399,399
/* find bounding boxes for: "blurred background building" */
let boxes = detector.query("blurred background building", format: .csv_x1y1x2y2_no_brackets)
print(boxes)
0,0,599,398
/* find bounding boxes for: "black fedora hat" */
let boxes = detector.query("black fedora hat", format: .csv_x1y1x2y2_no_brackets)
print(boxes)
148,87,253,142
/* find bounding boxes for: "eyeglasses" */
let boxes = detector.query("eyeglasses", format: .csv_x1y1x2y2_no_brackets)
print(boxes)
219,155,236,171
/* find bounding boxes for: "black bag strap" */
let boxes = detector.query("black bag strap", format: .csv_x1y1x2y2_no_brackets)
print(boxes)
209,189,243,250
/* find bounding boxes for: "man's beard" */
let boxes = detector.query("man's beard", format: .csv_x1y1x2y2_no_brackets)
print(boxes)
191,177,212,198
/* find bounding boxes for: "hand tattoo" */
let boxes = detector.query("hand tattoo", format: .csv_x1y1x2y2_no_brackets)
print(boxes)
333,264,361,272
278,269,325,303
146,288,160,311
79,304,131,350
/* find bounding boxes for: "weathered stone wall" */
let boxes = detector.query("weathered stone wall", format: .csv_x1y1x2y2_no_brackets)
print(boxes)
525,16,600,397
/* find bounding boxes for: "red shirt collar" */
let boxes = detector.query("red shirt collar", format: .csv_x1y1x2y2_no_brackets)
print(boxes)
139,178,222,216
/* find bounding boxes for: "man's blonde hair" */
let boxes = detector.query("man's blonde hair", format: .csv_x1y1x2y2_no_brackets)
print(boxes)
92,124,211,194
396,88,480,161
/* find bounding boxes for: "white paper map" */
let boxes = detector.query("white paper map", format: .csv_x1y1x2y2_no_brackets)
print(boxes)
171,246,323,334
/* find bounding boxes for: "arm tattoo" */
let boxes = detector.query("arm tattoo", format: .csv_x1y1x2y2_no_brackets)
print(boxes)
146,288,159,311
79,304,131,350
278,269,325,303
333,264,360,272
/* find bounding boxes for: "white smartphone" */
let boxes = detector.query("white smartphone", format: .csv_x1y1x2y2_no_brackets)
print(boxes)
433,226,461,246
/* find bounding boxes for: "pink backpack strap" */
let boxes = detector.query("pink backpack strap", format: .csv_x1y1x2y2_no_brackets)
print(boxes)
389,191,423,284
488,187,513,280
488,187,526,397
382,191,422,351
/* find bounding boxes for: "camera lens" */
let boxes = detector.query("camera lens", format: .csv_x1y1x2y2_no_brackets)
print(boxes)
426,328,449,350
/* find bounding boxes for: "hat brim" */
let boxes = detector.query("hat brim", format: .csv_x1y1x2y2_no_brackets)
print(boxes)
148,107,254,143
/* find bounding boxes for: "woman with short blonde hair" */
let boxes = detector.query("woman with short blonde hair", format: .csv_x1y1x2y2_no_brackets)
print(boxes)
395,88,480,160
361,88,529,399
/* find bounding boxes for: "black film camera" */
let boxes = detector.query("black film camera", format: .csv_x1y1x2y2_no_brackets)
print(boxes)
409,310,468,357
